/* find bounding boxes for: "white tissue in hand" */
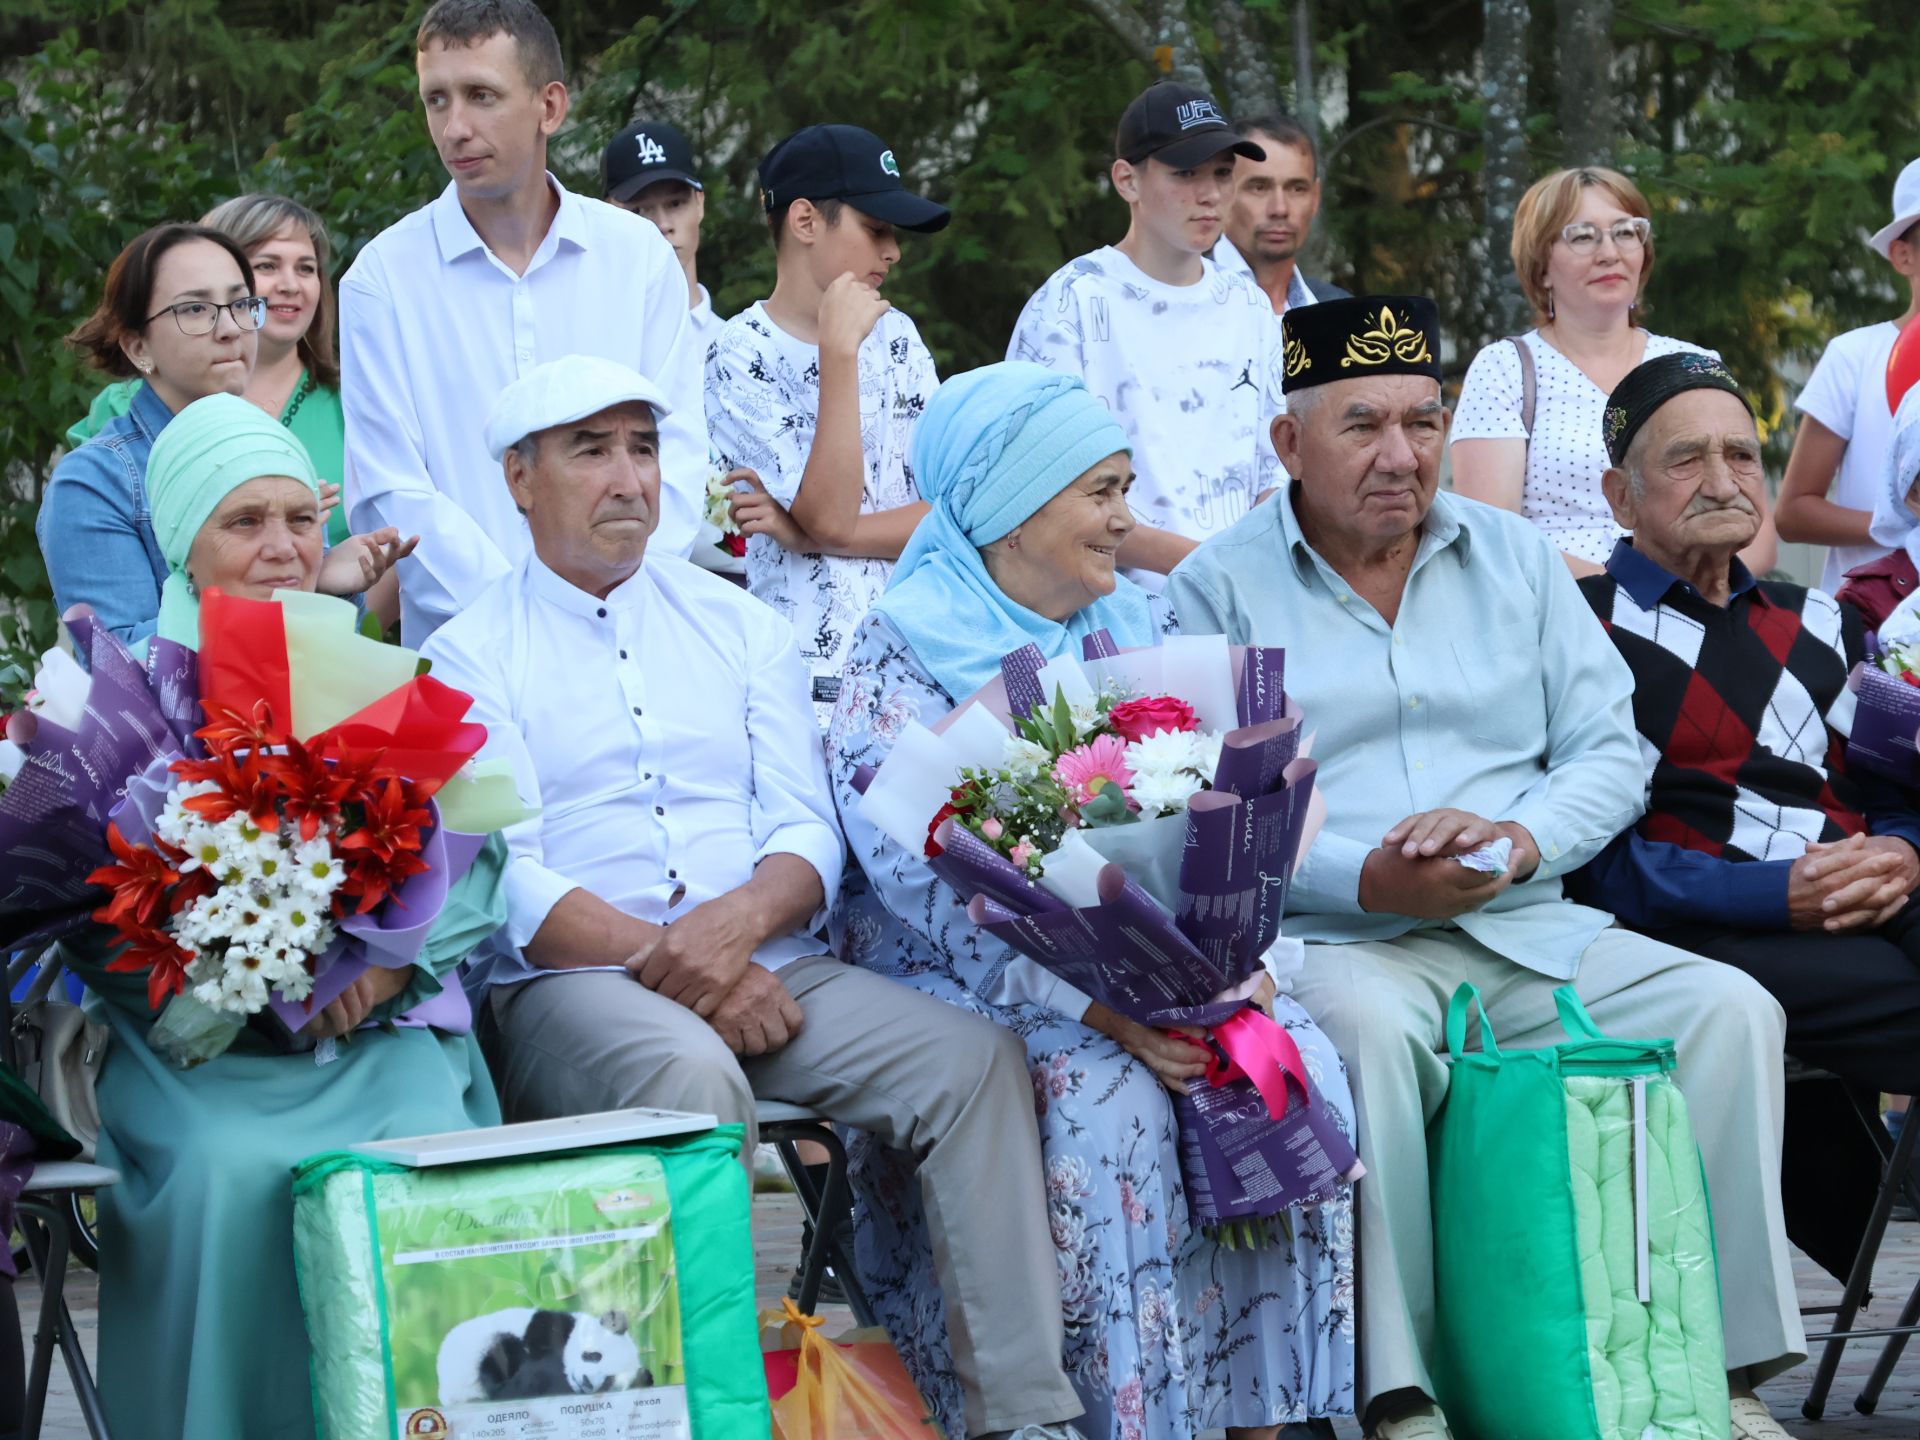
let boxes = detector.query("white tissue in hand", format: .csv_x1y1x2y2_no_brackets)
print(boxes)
29,648,90,731
1457,835,1514,875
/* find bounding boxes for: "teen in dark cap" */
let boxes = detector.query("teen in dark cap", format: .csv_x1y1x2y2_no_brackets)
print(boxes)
1009,81,1286,593
704,123,946,724
603,118,723,351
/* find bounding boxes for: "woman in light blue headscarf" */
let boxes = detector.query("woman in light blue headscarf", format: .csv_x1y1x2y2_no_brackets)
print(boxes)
828,363,1356,1440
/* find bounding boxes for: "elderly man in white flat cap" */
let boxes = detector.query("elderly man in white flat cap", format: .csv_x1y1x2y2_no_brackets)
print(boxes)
421,355,1089,1440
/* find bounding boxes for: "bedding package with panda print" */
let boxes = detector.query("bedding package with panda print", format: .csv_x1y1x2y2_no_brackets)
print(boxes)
292,1126,769,1439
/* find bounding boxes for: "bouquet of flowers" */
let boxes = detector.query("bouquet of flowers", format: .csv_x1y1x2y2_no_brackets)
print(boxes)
693,465,749,576
0,589,527,1066
1847,591,1920,782
856,631,1361,1234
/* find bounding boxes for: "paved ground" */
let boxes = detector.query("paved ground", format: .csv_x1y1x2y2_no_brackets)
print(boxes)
16,1198,1920,1438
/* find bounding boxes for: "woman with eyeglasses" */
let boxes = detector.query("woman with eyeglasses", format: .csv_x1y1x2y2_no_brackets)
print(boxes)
42,222,383,649
1452,166,1776,576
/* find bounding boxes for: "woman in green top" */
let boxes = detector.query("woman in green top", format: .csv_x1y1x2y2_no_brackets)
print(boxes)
66,195,402,629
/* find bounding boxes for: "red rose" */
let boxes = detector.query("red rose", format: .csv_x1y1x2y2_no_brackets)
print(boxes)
1900,669,1920,690
925,802,960,857
1106,695,1199,744
724,533,747,558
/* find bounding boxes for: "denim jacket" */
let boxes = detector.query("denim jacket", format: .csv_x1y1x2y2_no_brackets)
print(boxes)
38,382,173,650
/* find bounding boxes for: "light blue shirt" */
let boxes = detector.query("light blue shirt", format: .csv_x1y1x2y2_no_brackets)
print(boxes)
1167,486,1643,979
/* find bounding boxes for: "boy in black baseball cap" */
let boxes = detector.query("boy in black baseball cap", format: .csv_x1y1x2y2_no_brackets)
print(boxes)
704,123,947,724
1008,81,1284,591
602,118,723,350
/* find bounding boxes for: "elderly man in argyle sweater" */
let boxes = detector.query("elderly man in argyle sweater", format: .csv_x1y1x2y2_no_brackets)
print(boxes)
1572,351,1920,1278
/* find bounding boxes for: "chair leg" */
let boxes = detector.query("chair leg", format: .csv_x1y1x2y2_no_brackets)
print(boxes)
15,1198,110,1440
770,1125,878,1329
1802,1095,1920,1419
1854,1269,1920,1414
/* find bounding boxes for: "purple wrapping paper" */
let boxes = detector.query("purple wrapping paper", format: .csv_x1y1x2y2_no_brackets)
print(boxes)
1212,715,1301,802
1236,646,1287,727
1847,664,1920,783
928,819,1068,918
1175,1059,1362,1222
999,644,1050,722
0,615,203,951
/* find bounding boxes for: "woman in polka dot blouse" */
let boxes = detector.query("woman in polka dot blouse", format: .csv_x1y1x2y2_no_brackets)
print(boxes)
1452,166,1777,577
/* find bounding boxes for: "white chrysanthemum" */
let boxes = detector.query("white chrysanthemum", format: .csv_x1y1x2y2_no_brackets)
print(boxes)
1124,728,1200,778
174,890,234,947
261,945,315,1003
1131,767,1205,817
291,838,346,897
1189,731,1223,783
220,892,280,949
199,949,272,1014
155,782,221,846
270,892,329,950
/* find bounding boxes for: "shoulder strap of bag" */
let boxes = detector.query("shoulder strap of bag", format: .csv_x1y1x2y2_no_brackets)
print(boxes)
1445,982,1501,1061
1507,335,1536,439
1552,985,1606,1042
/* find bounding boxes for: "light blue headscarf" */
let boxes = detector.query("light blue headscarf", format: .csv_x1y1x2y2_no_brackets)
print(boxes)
1870,384,1920,572
873,362,1157,700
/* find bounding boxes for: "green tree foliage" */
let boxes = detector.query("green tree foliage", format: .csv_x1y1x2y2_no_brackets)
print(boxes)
1,0,1917,671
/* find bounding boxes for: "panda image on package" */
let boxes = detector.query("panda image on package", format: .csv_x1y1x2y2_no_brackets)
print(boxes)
437,1307,651,1404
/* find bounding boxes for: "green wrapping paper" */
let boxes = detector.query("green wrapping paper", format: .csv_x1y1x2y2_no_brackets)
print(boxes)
1429,985,1729,1440
293,1125,768,1439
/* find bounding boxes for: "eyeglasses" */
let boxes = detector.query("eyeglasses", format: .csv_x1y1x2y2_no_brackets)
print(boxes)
144,295,268,336
1558,218,1652,255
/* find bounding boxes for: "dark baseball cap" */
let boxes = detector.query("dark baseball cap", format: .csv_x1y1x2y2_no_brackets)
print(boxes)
1116,82,1266,169
603,119,702,204
759,124,951,234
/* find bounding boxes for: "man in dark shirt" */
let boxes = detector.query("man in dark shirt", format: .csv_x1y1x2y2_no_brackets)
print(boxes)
1573,352,1920,1293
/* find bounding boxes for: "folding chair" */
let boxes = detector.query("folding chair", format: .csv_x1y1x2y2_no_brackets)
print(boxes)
3,944,116,1439
755,1100,877,1327
1792,1060,1920,1419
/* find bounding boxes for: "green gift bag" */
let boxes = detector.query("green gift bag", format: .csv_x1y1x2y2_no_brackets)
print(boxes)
293,1124,768,1439
1429,983,1729,1440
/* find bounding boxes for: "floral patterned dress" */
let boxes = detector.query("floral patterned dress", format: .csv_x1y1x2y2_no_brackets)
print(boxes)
827,611,1357,1440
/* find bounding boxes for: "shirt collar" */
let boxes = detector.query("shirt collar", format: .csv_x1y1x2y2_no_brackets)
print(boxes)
129,380,175,442
1277,482,1472,586
1604,536,1762,610
526,550,656,619
431,173,583,265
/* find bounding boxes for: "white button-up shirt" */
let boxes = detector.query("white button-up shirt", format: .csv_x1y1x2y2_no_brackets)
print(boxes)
420,551,846,989
340,175,707,647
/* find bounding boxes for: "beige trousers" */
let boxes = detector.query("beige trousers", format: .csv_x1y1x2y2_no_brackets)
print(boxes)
1290,925,1805,1413
477,955,1082,1437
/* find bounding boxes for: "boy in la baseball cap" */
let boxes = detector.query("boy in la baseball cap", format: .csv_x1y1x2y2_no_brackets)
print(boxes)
704,124,947,723
1779,155,1920,605
602,118,724,352
1008,81,1285,592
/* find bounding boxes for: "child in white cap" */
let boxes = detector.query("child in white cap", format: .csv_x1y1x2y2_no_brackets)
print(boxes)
1777,156,1920,595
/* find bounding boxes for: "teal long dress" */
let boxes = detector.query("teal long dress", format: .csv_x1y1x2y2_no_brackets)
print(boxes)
65,835,507,1440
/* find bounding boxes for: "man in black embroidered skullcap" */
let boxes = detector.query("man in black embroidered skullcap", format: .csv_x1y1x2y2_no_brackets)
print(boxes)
1569,350,1920,1337
1170,301,1805,1440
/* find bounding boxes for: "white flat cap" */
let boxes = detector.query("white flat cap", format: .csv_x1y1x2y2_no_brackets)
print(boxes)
1871,157,1920,259
483,355,674,462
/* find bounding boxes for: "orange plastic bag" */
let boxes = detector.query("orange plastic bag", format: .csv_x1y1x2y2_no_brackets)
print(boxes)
760,1299,943,1439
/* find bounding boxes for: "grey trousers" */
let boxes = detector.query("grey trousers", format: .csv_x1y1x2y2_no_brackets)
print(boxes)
477,955,1083,1437
1290,925,1805,1414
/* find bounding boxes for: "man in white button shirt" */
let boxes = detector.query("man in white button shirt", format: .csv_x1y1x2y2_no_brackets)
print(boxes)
422,356,1089,1440
340,0,705,646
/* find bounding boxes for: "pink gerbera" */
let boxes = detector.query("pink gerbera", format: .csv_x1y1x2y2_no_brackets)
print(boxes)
1053,734,1134,805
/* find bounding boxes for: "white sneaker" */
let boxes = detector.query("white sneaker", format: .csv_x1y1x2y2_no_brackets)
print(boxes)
1730,1394,1798,1440
1367,1409,1455,1440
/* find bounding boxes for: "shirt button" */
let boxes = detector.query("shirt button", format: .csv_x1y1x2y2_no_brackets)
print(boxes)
597,607,607,618
1393,633,1403,646
668,868,678,879
1409,697,1420,708
632,706,642,717
1337,594,1350,605
644,772,652,780
655,805,665,816
620,649,629,659
1415,760,1426,770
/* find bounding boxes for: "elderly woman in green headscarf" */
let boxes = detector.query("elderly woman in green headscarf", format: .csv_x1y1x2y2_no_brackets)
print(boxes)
826,363,1357,1440
65,392,500,1440
142,390,409,652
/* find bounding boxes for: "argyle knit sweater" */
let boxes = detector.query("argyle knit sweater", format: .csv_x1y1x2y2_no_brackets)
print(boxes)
1567,541,1920,928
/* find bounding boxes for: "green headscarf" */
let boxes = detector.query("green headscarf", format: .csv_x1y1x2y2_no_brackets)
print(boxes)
145,392,321,647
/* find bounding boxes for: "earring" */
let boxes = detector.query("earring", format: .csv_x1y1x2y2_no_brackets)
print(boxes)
135,358,153,374
184,570,197,597
1546,291,1556,322
1006,532,1021,551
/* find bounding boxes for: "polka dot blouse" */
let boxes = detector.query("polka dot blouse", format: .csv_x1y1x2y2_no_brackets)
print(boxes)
1452,329,1711,564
